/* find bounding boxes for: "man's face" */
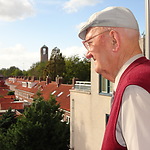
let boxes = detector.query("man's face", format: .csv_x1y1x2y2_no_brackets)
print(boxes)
84,27,112,76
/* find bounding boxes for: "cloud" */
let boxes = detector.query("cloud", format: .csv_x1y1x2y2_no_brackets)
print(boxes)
63,0,101,13
0,0,35,21
0,44,87,70
62,46,87,58
0,44,39,70
37,0,62,5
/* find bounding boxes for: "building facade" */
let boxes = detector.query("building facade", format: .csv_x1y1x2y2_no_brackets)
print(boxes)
70,60,112,150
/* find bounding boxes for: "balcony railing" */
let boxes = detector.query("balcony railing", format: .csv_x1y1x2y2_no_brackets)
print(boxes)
74,81,91,92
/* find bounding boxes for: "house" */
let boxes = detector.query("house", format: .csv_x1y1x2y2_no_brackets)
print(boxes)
0,79,24,115
5,76,73,123
0,80,12,98
70,60,111,150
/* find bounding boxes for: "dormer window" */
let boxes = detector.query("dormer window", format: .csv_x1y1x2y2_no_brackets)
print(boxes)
22,82,28,87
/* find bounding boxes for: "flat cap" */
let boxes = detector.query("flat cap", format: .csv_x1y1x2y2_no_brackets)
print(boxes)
78,6,139,40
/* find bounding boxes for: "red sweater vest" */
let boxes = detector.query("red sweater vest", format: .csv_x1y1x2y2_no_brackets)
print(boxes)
101,57,150,150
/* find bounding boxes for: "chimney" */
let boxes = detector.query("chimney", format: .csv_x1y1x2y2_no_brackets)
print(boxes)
39,77,43,82
72,77,78,88
56,75,63,87
23,76,27,80
31,76,36,82
55,75,59,85
46,76,51,85
27,76,31,81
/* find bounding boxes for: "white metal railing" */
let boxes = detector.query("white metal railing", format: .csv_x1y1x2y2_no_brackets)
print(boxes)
74,81,91,92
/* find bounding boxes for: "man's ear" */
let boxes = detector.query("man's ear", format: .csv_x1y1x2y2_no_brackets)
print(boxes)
109,30,120,52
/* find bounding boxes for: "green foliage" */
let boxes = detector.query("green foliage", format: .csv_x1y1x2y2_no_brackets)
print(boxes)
27,61,47,79
0,95,4,98
0,47,91,83
44,47,66,80
0,94,70,150
11,69,23,77
0,66,24,77
64,55,91,83
0,108,17,133
7,91,15,95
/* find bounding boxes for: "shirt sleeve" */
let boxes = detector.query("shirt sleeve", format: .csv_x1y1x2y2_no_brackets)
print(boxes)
116,85,150,150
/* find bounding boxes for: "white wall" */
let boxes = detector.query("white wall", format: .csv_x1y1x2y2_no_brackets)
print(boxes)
70,60,111,150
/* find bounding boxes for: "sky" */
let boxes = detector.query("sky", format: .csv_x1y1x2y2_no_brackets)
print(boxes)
0,0,146,70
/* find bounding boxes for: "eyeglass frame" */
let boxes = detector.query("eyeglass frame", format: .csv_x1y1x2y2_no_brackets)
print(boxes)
82,30,111,51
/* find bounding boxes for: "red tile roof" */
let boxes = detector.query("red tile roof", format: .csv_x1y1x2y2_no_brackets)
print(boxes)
42,83,72,111
0,89,9,96
0,97,24,110
0,98,14,103
0,80,7,87
0,102,24,110
15,80,46,94
0,80,10,96
6,77,73,112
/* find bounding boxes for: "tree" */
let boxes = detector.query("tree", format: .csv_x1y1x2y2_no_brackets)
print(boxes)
0,94,70,150
27,62,47,79
12,68,23,76
44,47,66,81
7,91,15,95
0,66,23,77
0,108,17,133
76,57,91,81
0,108,17,149
0,48,90,84
0,68,7,77
64,55,90,83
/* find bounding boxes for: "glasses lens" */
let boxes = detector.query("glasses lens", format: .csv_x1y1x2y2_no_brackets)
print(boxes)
82,30,110,50
83,42,90,50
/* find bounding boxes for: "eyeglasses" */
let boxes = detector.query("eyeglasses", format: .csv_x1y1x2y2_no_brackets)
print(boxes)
82,30,110,51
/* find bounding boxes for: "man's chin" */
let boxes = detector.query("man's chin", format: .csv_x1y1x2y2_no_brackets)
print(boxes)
94,67,101,74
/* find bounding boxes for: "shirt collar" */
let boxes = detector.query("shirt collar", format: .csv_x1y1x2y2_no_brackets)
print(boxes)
113,54,144,92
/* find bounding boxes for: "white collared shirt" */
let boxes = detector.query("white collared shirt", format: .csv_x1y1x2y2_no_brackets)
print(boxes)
113,54,144,91
113,54,150,150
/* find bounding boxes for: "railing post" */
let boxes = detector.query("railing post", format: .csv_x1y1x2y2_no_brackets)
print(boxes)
145,0,150,59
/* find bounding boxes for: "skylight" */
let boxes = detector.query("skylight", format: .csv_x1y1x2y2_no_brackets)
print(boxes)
67,94,70,97
51,90,56,95
57,92,63,97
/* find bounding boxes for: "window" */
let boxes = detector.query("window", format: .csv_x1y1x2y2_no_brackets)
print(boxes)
99,75,113,95
67,94,70,97
42,48,47,55
57,92,63,97
106,114,110,125
51,90,56,95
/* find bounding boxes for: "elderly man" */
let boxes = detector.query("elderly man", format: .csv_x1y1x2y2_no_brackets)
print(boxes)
78,7,150,150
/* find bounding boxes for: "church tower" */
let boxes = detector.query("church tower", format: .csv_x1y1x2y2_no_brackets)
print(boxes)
40,45,48,62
